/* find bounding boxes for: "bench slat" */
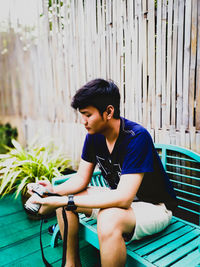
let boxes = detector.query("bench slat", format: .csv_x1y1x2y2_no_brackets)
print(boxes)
146,229,200,262
166,162,200,172
125,250,155,267
167,170,200,181
127,220,184,252
171,248,200,267
135,225,193,256
154,235,200,266
166,155,197,162
82,219,96,226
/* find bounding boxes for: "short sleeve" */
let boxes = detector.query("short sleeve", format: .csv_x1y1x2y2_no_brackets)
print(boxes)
81,134,96,163
121,131,154,174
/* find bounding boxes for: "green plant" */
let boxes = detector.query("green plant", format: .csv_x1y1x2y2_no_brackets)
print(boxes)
0,139,72,198
0,123,18,154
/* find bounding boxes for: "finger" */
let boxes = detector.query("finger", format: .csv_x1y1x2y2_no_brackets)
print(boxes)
38,180,50,186
31,194,43,204
27,183,35,194
27,189,33,195
27,183,35,189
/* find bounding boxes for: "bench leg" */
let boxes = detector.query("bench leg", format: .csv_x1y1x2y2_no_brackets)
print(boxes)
50,224,60,248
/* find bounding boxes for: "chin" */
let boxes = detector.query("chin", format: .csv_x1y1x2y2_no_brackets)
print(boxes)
87,130,95,134
87,129,97,134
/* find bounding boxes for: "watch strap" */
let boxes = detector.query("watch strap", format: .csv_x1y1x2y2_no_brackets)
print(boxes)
65,194,77,211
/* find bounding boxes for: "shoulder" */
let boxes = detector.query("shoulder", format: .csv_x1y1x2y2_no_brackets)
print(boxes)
121,117,151,139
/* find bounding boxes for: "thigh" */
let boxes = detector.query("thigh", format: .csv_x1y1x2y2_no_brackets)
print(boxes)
130,202,172,241
77,186,136,235
97,207,136,237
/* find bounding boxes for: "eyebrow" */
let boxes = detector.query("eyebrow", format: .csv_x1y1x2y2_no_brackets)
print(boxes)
79,110,90,115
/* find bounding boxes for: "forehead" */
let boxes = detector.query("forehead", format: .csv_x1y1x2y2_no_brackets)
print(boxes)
79,106,99,114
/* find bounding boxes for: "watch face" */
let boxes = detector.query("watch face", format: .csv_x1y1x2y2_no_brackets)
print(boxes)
66,195,77,211
68,195,73,202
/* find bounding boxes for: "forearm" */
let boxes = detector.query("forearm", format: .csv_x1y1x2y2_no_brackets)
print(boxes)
72,173,143,210
74,190,132,209
37,173,143,214
41,190,131,210
53,174,89,196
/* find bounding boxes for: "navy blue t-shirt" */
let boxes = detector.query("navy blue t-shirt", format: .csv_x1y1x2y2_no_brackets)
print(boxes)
81,117,177,211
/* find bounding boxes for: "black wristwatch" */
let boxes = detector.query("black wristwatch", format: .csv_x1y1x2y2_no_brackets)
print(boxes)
65,195,77,211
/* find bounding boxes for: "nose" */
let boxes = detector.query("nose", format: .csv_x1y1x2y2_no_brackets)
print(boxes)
81,115,87,125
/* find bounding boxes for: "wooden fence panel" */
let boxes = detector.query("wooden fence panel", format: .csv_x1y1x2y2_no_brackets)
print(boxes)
0,0,200,166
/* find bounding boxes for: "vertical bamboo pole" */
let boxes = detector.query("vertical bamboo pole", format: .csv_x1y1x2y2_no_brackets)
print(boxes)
142,0,148,127
171,0,178,126
189,0,197,129
183,0,192,128
196,1,200,130
156,0,162,129
148,0,156,129
161,0,167,128
176,0,184,129
166,0,173,128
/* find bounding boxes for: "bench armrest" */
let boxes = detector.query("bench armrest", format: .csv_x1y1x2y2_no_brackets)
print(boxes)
52,173,77,186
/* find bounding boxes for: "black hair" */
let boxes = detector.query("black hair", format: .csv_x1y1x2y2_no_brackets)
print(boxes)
71,78,120,119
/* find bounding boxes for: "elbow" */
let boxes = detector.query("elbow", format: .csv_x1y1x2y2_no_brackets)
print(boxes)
114,189,134,209
118,196,133,209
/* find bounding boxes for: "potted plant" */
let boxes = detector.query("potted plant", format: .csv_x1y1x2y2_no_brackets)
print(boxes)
0,138,73,217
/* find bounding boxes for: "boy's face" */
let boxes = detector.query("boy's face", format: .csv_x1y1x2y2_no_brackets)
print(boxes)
79,106,108,134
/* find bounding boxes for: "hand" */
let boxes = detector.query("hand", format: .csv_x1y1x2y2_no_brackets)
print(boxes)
27,180,53,196
38,180,53,193
31,194,66,215
27,183,37,195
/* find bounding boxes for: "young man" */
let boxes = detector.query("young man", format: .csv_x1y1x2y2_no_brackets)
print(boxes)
28,79,177,267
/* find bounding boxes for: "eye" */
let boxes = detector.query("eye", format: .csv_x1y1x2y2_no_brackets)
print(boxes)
86,114,91,118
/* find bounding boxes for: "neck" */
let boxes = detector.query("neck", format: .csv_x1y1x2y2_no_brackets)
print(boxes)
104,118,121,144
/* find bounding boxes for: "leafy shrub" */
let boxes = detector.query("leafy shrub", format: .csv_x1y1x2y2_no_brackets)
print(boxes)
0,139,72,198
0,123,18,153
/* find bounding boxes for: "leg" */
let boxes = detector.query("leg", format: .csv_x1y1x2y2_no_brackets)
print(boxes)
57,187,108,267
97,207,136,267
56,208,82,267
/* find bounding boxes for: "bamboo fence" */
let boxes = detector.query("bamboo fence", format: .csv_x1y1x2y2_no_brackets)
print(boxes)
0,0,200,167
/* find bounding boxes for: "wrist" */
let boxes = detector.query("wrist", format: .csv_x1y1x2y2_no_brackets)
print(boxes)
52,186,58,194
62,196,68,206
65,194,77,211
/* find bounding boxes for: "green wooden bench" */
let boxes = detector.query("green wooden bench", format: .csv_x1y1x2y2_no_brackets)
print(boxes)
50,144,200,266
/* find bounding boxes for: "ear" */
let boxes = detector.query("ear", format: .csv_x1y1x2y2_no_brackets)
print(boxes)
106,105,114,120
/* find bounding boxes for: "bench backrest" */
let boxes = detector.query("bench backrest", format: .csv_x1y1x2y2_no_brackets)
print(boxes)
155,144,200,226
91,144,200,226
53,144,200,226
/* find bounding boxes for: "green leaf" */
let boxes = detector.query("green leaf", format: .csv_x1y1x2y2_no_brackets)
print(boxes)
0,138,73,197
11,139,23,152
0,170,20,195
15,176,30,198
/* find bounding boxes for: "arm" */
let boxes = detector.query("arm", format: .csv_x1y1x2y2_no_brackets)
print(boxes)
52,159,95,195
39,173,144,211
73,173,144,209
29,159,95,215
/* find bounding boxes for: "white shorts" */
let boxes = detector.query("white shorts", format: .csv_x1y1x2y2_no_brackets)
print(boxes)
89,201,172,242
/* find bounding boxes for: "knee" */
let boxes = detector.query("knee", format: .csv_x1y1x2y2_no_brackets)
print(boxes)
97,209,121,242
